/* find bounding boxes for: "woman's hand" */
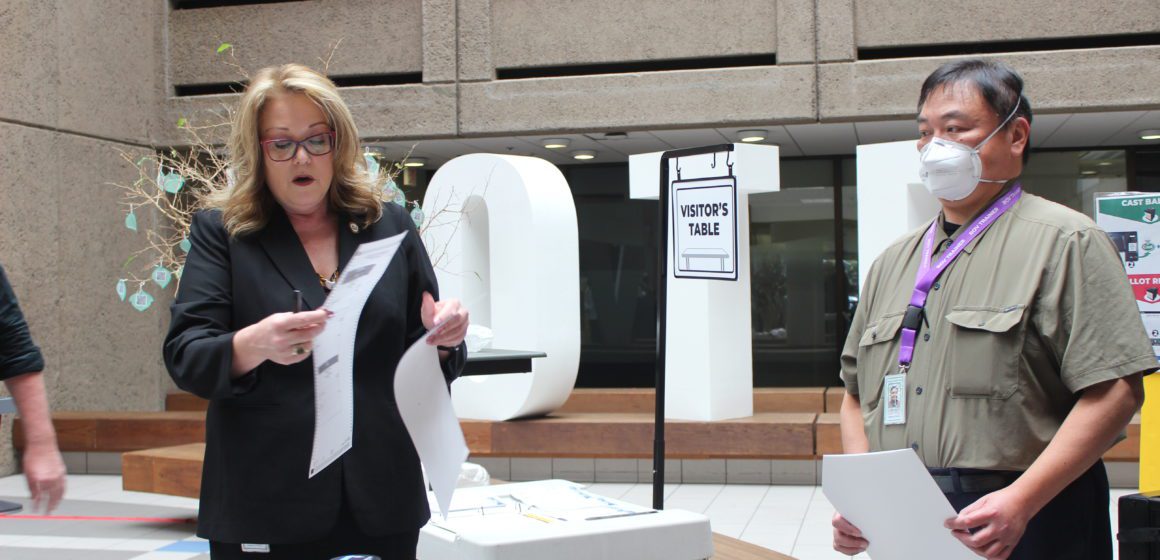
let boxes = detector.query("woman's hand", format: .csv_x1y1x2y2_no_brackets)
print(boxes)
233,309,331,374
421,292,469,348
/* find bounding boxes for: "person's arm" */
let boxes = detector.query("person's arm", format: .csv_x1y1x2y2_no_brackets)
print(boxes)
0,263,65,513
839,391,869,454
397,205,467,381
947,374,1143,558
833,390,871,555
165,212,330,397
5,371,65,513
833,287,873,555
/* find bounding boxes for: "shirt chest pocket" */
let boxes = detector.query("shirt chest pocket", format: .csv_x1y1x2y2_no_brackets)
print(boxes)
856,312,905,410
944,305,1026,399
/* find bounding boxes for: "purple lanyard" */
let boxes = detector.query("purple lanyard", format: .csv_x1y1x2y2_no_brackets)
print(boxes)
897,184,1022,373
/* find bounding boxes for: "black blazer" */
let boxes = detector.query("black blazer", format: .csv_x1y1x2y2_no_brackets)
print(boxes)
164,202,465,544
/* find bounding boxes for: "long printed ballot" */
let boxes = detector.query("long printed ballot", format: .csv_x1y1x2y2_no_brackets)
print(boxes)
308,232,406,478
822,449,976,560
395,338,469,519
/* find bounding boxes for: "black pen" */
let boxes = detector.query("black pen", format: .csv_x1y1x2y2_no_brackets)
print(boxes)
293,289,303,313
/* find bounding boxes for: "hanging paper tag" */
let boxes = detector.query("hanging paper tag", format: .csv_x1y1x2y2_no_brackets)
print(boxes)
151,266,172,289
125,212,138,232
160,171,185,194
393,190,406,206
179,237,192,253
364,153,380,179
116,279,127,301
410,205,424,227
385,180,399,199
129,289,154,312
883,374,907,425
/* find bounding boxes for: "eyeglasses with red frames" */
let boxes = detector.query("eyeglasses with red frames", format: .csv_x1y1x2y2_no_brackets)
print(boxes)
260,131,336,162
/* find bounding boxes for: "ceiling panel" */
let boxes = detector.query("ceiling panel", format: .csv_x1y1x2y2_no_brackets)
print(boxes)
1028,113,1070,147
585,131,671,158
503,134,592,165
854,120,919,146
359,110,1159,170
364,139,457,167
1038,111,1146,148
1100,111,1160,147
714,126,803,157
647,128,730,151
784,122,858,156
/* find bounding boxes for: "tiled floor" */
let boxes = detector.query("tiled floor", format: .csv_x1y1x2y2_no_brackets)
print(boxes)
0,474,1138,559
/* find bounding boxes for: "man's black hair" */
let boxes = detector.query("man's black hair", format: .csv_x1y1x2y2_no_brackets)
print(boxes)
918,59,1033,164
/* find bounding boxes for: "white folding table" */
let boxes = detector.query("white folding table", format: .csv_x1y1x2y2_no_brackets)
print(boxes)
418,480,713,560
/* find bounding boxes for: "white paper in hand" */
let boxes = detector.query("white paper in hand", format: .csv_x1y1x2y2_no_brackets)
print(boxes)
822,449,976,560
394,339,469,519
309,232,406,478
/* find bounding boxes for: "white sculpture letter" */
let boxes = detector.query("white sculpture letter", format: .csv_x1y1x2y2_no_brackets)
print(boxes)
422,154,580,421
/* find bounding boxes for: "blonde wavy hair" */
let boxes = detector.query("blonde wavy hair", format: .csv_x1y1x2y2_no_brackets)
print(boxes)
208,63,383,237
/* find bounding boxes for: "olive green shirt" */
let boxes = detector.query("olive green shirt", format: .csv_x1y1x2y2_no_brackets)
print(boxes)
840,187,1156,470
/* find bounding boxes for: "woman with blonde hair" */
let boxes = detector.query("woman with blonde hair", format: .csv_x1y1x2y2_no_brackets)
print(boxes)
164,63,469,559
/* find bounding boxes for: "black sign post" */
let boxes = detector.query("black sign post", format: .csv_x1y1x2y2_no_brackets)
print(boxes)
653,144,734,510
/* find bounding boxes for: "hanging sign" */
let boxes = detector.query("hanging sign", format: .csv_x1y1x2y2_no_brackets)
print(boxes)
1096,192,1160,360
671,170,738,281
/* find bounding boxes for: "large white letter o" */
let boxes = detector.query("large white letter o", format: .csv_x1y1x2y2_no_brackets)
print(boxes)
421,154,580,420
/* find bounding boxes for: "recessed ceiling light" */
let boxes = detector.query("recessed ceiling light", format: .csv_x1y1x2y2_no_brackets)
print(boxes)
1097,161,1113,166
542,138,570,149
1081,170,1097,175
571,150,597,160
1140,129,1160,141
403,157,427,168
738,129,767,143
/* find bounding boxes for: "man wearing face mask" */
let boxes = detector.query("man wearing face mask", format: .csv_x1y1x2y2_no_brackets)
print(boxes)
832,59,1152,560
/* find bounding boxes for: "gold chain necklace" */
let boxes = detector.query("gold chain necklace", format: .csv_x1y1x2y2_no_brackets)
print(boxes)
319,270,338,291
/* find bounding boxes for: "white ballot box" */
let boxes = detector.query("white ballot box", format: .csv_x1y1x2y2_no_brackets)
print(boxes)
418,480,713,560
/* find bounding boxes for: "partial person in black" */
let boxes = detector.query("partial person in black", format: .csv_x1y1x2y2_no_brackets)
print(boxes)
0,263,66,513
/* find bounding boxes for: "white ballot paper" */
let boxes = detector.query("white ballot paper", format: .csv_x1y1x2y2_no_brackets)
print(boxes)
395,339,469,519
822,449,976,560
308,232,406,478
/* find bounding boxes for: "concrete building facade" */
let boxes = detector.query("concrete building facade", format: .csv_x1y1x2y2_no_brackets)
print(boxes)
0,0,1157,474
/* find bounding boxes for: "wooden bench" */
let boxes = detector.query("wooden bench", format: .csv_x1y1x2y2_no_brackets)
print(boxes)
815,412,1144,462
465,412,816,459
122,442,204,499
16,389,1141,498
169,387,835,415
14,411,205,452
538,387,831,415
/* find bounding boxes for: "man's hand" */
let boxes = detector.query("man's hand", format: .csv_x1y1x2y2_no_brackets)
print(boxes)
5,372,66,514
22,441,65,514
945,486,1032,559
833,512,869,555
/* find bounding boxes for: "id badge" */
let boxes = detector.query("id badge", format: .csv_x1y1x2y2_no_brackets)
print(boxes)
883,373,906,425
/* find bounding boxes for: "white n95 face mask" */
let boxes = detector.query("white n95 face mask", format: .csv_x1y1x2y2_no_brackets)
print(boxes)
919,98,1021,201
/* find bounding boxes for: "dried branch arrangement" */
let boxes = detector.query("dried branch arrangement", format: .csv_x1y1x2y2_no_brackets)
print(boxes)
110,42,433,312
